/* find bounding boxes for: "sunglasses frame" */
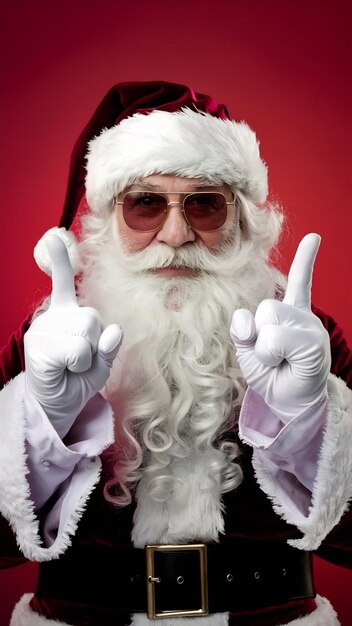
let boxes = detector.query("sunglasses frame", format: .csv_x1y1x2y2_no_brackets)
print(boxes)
114,191,235,233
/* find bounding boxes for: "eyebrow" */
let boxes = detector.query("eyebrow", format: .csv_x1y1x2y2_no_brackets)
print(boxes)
128,180,219,192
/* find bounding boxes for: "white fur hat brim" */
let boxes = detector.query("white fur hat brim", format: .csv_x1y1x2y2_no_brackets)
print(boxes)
85,108,268,215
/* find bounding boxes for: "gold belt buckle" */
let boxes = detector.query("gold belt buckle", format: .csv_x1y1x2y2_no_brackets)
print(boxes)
145,543,209,619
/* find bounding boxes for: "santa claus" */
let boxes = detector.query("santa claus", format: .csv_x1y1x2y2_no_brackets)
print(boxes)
0,81,351,626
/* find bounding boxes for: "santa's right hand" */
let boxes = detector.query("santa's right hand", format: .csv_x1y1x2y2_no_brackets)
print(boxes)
24,235,122,439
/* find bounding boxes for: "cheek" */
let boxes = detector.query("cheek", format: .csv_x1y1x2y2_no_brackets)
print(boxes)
115,209,155,252
199,226,234,249
199,206,238,249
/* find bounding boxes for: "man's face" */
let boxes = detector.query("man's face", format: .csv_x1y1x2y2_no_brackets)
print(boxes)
114,174,236,278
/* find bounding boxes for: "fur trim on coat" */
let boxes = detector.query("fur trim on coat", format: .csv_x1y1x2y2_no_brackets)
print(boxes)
10,593,340,626
0,374,102,561
250,374,352,551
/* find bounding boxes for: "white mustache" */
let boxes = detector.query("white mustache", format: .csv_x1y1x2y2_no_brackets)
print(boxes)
118,241,238,275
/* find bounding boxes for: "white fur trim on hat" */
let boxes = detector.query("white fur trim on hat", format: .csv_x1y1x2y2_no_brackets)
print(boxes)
33,227,80,276
85,108,268,215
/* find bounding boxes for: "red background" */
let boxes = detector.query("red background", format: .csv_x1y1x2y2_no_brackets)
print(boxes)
0,0,351,624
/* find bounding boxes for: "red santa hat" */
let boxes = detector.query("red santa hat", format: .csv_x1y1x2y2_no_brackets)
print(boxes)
60,80,268,228
34,81,268,275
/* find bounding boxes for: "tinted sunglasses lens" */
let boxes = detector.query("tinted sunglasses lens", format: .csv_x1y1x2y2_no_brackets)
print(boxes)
123,192,167,231
184,193,227,231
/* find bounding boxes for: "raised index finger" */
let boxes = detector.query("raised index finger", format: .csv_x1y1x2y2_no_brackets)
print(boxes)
46,235,78,307
283,233,321,310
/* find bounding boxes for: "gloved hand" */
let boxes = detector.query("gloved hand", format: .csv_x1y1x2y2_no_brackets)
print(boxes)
230,233,331,424
24,235,122,438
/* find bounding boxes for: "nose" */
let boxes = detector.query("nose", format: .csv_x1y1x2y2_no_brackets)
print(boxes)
155,203,196,247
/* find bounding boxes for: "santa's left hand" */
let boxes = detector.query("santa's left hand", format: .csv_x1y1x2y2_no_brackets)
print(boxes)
230,233,331,424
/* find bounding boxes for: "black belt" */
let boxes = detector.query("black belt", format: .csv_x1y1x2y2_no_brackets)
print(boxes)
36,541,315,618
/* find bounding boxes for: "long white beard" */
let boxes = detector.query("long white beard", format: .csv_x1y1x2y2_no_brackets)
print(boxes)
78,213,281,542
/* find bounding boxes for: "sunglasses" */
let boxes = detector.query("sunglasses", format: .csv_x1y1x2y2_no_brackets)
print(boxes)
115,191,235,232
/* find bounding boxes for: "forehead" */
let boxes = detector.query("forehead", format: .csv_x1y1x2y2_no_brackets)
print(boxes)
125,174,231,194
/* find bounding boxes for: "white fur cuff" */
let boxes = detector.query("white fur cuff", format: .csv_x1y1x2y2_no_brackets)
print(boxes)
251,374,352,551
0,374,100,561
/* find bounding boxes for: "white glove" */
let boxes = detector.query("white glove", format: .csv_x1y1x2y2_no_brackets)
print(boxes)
230,233,331,424
24,235,122,438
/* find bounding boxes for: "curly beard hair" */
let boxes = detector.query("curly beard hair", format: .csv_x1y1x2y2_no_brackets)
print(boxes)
77,192,284,543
